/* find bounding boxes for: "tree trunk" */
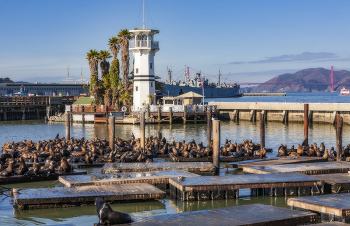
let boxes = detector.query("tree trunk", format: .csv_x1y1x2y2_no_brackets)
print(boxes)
120,38,130,91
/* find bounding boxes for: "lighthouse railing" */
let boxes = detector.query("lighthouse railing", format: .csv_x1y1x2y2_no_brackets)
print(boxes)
129,40,159,49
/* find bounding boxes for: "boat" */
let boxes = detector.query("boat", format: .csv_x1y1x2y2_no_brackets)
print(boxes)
340,87,349,95
162,68,240,98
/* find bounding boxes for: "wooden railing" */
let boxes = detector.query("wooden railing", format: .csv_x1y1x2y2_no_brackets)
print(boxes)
0,95,77,106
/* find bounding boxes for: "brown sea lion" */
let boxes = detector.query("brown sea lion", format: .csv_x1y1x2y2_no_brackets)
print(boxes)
0,159,14,176
96,197,131,224
60,157,73,172
15,157,28,175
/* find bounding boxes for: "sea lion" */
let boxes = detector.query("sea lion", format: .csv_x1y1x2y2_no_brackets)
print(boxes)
15,157,28,175
95,197,131,225
0,159,14,176
60,157,73,172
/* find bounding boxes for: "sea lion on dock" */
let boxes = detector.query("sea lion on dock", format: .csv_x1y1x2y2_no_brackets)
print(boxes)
0,159,14,176
95,197,131,225
60,157,73,172
15,157,28,175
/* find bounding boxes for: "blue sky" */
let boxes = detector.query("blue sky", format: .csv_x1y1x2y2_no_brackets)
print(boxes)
0,0,350,84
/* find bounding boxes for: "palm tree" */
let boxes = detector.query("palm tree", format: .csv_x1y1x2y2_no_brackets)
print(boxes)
99,50,112,81
86,49,99,96
108,36,120,59
119,91,132,107
117,29,133,91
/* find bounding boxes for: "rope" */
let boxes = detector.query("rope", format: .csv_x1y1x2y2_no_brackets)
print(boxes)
46,179,59,188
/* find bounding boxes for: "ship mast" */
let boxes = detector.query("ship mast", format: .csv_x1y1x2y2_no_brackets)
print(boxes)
167,66,172,83
217,69,221,85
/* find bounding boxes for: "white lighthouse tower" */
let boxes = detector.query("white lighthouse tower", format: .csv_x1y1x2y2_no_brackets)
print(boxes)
129,6,159,111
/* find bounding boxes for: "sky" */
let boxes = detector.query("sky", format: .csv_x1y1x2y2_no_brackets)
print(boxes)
0,0,350,84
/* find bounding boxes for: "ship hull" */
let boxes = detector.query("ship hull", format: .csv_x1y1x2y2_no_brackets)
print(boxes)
163,84,240,98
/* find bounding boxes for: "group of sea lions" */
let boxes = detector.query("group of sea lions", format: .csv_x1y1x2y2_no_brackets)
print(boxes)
221,139,266,158
276,141,350,160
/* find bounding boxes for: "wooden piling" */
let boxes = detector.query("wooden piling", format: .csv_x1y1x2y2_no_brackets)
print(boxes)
81,106,85,124
304,104,309,146
169,107,172,124
140,112,145,149
213,119,220,175
65,112,70,140
260,112,265,150
157,106,161,122
207,110,212,147
109,116,115,152
183,105,187,124
194,105,198,124
336,114,343,161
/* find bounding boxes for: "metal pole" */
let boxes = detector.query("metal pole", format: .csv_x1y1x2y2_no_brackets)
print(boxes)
65,112,70,139
260,112,265,150
304,104,309,146
207,110,212,147
213,119,220,175
109,116,115,152
140,112,145,149
336,114,343,161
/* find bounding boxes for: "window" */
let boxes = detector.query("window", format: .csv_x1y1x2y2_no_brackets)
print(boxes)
136,68,139,73
150,63,153,69
151,82,153,87
136,86,138,91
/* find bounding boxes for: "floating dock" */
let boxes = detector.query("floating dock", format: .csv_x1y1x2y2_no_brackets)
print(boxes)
14,183,166,210
59,170,200,188
305,223,349,226
100,204,316,226
70,162,106,168
101,162,216,175
0,171,87,184
169,173,323,201
288,194,350,223
242,162,350,175
310,173,350,194
170,154,267,163
225,156,327,168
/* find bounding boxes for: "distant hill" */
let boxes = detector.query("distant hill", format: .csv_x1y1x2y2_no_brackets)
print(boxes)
242,68,350,93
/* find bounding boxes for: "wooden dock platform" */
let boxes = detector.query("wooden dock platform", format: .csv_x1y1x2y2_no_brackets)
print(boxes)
101,204,316,226
0,171,87,184
101,162,216,176
59,170,201,188
225,156,327,168
242,162,350,175
288,193,350,223
169,173,323,201
170,154,264,163
305,223,349,226
310,173,350,194
70,162,106,168
14,183,166,210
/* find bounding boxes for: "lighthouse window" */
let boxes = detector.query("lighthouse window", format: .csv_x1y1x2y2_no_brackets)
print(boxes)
150,63,153,69
151,82,153,87
136,86,138,91
136,68,139,74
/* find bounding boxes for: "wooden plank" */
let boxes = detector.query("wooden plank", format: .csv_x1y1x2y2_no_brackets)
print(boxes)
312,173,350,194
243,162,350,175
101,162,215,175
225,156,327,168
288,194,350,217
15,183,166,210
59,170,201,187
169,173,322,191
103,204,316,226
0,171,87,184
70,162,106,168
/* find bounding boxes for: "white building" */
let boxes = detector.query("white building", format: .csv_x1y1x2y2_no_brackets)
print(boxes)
129,29,159,111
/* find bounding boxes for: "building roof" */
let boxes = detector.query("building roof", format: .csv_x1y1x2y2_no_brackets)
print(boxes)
177,91,203,98
73,97,94,105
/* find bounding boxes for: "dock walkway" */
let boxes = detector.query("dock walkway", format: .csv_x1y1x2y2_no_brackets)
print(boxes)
225,156,326,168
103,204,316,226
101,162,215,175
288,193,350,223
169,173,323,201
59,170,200,188
14,183,166,210
312,173,350,194
242,162,350,175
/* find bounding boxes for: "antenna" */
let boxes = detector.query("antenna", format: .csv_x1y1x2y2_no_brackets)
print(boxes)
217,68,221,85
63,65,73,84
167,66,172,82
76,65,86,84
143,0,145,29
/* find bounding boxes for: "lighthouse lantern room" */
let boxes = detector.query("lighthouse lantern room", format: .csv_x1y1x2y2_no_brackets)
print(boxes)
129,29,159,111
